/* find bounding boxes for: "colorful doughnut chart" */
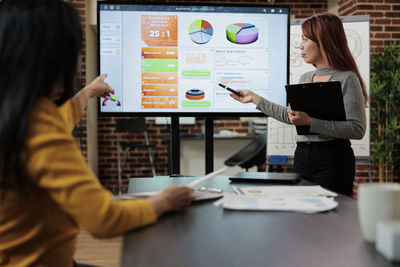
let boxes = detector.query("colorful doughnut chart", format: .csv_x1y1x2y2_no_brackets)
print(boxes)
226,23,258,44
102,96,121,106
185,89,205,100
188,19,213,45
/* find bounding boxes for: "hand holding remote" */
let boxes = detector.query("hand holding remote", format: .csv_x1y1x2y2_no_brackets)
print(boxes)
218,83,243,97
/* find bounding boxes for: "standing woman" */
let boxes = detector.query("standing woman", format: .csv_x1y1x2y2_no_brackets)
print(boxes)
0,1,194,266
230,12,367,196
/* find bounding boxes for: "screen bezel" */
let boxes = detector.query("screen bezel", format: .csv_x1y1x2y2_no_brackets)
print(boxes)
97,1,290,117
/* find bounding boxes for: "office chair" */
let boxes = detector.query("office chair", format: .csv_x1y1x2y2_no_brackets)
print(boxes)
116,118,156,195
224,131,267,171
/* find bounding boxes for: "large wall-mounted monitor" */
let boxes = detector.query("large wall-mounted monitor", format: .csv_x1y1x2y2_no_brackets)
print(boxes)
97,2,289,116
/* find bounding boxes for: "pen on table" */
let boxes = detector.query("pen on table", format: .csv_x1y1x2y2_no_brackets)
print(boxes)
232,186,244,195
218,83,243,97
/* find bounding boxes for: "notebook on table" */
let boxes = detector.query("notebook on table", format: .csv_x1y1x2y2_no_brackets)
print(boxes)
285,81,346,135
113,189,223,201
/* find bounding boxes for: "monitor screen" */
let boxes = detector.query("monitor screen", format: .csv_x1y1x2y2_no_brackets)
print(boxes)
97,2,289,116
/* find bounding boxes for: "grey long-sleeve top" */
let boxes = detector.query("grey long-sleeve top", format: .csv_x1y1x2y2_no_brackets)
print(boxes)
256,69,366,142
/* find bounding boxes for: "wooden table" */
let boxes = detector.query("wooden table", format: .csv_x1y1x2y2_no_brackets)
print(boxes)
122,175,400,267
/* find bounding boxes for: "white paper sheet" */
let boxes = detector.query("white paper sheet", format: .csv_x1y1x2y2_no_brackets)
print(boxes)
221,193,338,214
234,185,338,198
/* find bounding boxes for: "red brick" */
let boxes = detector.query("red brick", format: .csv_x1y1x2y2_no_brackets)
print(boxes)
371,26,383,31
226,123,240,127
73,3,84,9
314,9,328,14
385,26,400,31
384,39,400,45
374,4,392,10
369,12,384,17
356,166,370,172
386,11,400,17
354,11,367,15
355,172,370,177
375,19,391,24
371,40,384,46
310,4,324,8
293,4,308,8
354,0,367,2
357,4,374,9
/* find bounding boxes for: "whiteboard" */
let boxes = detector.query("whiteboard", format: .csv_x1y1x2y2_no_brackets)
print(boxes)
267,16,370,158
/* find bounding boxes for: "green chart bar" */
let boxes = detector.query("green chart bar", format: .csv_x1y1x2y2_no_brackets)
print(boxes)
141,59,178,72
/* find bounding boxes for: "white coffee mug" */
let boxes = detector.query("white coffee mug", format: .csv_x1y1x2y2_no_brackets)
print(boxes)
358,183,400,242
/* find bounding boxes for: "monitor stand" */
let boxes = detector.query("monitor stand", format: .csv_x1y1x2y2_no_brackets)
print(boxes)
169,116,181,176
169,116,214,177
205,117,214,174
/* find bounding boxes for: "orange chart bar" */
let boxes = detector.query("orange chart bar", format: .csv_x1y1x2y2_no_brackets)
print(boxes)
141,72,177,84
142,47,178,59
142,97,178,109
142,84,178,96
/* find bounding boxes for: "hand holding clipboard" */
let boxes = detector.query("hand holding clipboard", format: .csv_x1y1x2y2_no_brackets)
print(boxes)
285,81,345,135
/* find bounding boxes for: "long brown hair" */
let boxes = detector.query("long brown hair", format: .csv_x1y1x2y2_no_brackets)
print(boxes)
302,12,368,105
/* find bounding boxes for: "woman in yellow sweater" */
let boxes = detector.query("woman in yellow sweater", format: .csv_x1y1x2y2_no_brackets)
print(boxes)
0,1,194,266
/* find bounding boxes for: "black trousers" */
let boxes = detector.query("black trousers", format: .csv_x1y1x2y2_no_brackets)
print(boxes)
293,139,355,196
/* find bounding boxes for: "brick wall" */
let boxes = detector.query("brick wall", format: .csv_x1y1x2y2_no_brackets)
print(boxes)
71,0,88,158
98,118,253,192
338,0,400,47
279,0,328,18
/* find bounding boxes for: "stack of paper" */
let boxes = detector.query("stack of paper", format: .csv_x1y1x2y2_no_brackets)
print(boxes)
214,185,338,214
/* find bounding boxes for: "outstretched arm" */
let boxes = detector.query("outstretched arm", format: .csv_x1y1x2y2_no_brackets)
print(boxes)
58,74,114,130
230,89,291,125
74,73,114,112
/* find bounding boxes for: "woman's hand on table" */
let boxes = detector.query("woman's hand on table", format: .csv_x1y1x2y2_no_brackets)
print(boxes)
148,186,195,217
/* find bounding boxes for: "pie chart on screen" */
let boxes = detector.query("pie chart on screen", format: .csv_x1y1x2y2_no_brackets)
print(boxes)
189,19,213,44
226,23,258,44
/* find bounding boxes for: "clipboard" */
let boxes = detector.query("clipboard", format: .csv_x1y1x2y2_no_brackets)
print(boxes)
285,81,346,135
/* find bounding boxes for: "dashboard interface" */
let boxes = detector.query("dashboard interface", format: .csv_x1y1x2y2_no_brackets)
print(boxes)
98,3,289,115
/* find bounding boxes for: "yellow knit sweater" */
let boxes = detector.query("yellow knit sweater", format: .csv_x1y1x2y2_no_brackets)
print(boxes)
0,97,157,266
